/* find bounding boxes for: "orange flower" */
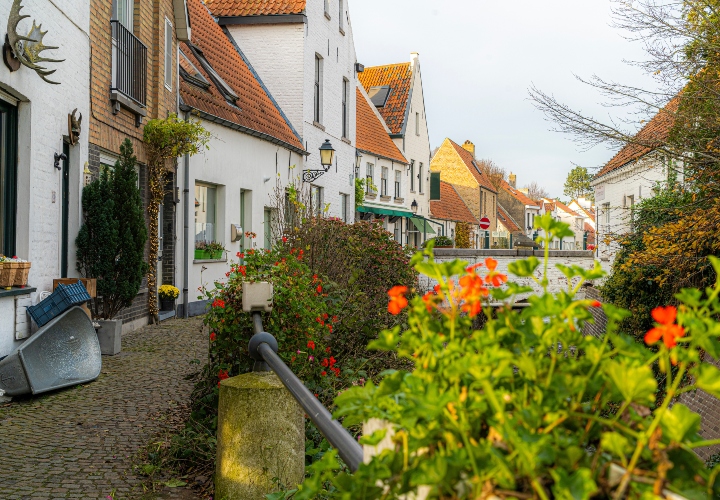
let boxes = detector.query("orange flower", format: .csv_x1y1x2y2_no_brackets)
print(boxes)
485,258,498,271
644,306,685,349
459,272,489,318
388,286,409,315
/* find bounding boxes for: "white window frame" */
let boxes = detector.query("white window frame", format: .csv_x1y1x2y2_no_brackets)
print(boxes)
381,167,388,196
339,0,345,30
418,163,424,193
340,193,348,222
164,17,173,91
311,185,324,216
314,55,324,124
342,78,349,139
195,183,219,245
416,112,420,136
112,0,133,31
394,170,401,198
366,163,375,194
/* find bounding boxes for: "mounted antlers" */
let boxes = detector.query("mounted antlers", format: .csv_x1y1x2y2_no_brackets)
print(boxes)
6,0,64,84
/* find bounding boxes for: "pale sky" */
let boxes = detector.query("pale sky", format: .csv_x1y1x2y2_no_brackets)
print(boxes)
350,0,655,198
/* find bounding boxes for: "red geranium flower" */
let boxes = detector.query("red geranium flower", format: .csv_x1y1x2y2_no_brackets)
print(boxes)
316,285,323,294
645,306,685,349
307,341,316,350
210,332,216,342
212,299,225,309
282,236,288,243
321,371,327,376
388,286,409,315
590,300,601,308
322,358,329,367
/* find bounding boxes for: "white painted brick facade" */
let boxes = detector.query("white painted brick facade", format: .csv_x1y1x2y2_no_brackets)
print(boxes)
226,0,359,221
0,0,90,357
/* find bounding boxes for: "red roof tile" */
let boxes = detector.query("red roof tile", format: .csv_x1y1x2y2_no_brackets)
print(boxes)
597,97,679,178
204,0,306,17
447,139,497,193
181,0,304,152
497,204,521,232
358,63,412,135
430,182,478,224
499,178,540,207
356,88,407,164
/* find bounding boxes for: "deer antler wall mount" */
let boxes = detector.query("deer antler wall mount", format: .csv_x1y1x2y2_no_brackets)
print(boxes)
3,0,64,84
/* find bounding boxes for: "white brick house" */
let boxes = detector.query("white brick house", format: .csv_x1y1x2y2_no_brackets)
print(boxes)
0,0,91,356
206,0,359,221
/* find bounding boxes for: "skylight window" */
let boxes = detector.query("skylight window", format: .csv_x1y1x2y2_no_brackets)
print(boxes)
179,51,210,91
368,86,391,107
187,44,239,105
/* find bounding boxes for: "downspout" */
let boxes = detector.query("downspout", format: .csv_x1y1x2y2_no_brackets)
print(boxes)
181,107,191,318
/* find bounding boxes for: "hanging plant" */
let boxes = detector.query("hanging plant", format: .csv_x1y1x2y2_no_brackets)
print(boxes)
144,113,210,322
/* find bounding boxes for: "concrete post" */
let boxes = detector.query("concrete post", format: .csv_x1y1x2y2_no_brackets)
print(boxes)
216,372,305,500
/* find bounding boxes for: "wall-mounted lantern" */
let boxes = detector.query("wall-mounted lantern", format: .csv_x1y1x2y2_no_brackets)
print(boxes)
303,139,336,183
411,199,418,215
354,150,362,177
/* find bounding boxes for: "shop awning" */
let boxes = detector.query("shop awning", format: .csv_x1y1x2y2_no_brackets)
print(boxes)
358,206,415,218
410,217,436,235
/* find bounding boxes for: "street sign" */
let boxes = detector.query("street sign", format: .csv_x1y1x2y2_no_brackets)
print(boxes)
479,217,491,230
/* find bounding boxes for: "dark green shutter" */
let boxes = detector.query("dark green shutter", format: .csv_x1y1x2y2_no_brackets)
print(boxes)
430,172,441,200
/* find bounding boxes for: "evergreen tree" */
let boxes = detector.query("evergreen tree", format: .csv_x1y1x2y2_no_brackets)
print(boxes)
563,166,593,201
76,139,147,319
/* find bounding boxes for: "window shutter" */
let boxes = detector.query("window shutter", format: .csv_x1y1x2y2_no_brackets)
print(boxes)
430,172,441,200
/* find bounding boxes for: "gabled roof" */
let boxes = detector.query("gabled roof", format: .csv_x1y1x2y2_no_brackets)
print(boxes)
356,88,407,164
570,200,596,222
180,0,304,153
497,204,522,232
447,139,498,193
430,182,478,225
499,178,540,207
358,63,412,135
204,0,306,17
545,199,582,217
596,97,679,178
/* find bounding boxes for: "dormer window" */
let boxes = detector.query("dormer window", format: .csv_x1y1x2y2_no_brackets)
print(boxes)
179,50,210,91
187,44,239,105
368,86,391,107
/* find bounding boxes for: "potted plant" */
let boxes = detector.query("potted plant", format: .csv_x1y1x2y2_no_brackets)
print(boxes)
158,285,179,312
195,241,210,260
195,241,225,260
76,140,148,355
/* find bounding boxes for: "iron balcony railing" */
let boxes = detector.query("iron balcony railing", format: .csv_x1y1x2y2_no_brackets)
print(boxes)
111,20,147,107
248,313,364,472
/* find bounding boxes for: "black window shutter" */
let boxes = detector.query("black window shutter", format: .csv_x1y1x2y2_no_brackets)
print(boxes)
430,172,441,201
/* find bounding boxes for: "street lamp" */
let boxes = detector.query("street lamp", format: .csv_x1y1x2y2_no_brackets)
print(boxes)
355,150,362,177
319,139,335,172
411,199,418,214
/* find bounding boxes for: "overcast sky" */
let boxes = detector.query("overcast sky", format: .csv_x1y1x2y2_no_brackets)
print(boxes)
350,0,655,198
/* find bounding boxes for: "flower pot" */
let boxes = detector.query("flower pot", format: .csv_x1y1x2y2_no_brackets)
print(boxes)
195,249,210,260
160,298,175,312
0,262,18,288
209,250,224,260
13,262,31,286
96,319,122,356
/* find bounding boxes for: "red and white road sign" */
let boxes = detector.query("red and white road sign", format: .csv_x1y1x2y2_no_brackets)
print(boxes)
479,217,491,230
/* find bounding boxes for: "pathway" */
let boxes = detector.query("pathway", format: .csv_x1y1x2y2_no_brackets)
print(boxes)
0,317,208,499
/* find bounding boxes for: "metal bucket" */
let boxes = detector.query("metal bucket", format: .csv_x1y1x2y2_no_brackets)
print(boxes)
0,307,102,396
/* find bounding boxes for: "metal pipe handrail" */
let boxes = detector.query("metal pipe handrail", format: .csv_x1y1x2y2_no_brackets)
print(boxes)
249,315,364,472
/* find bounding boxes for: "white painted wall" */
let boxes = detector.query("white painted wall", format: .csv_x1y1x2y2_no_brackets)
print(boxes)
0,0,90,357
176,119,304,314
591,153,671,264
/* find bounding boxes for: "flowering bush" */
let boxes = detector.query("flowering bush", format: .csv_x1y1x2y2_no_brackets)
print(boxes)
294,214,720,499
158,285,179,300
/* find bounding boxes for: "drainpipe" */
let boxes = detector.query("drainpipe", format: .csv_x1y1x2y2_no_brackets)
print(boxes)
181,107,191,318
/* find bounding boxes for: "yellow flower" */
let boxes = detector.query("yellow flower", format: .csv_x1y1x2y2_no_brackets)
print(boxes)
159,285,180,300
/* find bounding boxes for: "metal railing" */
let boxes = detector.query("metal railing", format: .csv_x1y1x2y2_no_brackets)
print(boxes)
111,20,147,107
248,313,364,472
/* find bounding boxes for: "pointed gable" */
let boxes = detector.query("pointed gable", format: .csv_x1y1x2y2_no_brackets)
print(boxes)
180,0,304,153
204,0,306,17
447,139,497,193
356,88,407,164
358,63,412,135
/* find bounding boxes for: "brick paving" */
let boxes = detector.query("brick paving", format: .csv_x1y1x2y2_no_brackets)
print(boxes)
0,317,208,499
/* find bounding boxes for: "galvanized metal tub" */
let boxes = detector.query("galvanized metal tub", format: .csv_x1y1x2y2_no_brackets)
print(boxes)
0,306,102,396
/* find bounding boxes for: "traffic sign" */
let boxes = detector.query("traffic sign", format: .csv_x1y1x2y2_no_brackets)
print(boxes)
479,217,491,230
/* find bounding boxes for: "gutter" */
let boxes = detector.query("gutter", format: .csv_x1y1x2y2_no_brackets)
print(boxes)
357,148,407,165
217,14,308,26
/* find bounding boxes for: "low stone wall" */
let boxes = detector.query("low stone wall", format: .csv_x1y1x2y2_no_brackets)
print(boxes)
424,249,596,296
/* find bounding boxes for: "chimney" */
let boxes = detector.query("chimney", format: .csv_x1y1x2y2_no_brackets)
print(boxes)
509,173,517,189
462,140,475,158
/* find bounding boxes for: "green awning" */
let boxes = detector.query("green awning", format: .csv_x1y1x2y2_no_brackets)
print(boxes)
410,217,436,235
358,206,415,218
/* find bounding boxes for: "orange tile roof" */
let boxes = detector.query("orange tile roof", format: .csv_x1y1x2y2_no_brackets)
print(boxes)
181,0,304,153
499,178,540,207
596,97,679,178
358,63,412,135
430,182,479,225
552,199,582,217
204,0,306,17
356,88,407,164
447,139,498,193
497,204,521,232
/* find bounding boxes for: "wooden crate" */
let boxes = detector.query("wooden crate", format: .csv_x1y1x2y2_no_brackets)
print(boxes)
53,278,97,319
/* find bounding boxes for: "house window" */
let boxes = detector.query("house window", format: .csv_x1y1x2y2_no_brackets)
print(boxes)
394,222,401,242
339,0,344,29
195,183,218,245
418,163,424,193
164,18,173,90
341,193,348,222
314,55,323,124
311,185,323,216
410,160,415,192
527,212,531,229
0,100,17,257
342,78,349,138
113,0,133,31
603,203,610,225
264,208,273,250
416,112,420,136
366,163,374,194
324,0,330,16
381,167,388,196
394,170,401,198
240,189,251,255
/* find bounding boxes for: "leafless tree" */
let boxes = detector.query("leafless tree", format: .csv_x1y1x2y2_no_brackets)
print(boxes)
524,181,550,201
476,158,506,190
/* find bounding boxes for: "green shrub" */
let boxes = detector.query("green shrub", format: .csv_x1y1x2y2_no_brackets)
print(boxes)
421,235,454,248
294,213,720,499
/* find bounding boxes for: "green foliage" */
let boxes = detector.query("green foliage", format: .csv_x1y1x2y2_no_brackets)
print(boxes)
354,178,365,210
421,235,453,248
76,139,148,319
455,222,471,248
295,217,720,499
563,166,593,201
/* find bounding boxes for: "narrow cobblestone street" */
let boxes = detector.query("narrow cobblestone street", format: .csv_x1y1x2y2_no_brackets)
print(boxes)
0,317,207,500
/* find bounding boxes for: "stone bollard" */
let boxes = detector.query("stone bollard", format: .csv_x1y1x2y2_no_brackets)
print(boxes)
216,371,305,500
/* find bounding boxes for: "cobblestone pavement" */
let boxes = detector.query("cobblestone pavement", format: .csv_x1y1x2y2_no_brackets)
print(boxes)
0,317,208,500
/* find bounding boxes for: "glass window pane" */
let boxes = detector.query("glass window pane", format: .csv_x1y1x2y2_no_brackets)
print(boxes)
0,111,5,253
195,184,217,243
